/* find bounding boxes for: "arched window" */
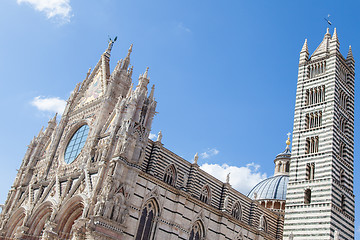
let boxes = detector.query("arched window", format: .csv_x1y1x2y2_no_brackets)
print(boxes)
306,138,310,154
163,164,177,186
259,215,267,232
135,199,158,240
340,143,345,158
340,169,345,186
199,185,211,204
306,163,315,180
304,189,311,204
278,162,282,172
285,162,290,172
189,221,205,240
64,124,90,164
231,202,242,221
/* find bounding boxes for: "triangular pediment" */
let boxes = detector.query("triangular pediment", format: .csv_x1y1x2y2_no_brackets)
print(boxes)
76,67,106,107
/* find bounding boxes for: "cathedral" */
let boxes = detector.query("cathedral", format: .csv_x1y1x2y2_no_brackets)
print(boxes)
0,28,355,240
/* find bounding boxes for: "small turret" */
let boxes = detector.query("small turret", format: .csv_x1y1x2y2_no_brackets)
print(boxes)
274,133,291,176
330,28,340,54
299,39,309,63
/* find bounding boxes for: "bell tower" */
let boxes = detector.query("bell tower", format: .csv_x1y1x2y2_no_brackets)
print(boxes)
283,28,355,239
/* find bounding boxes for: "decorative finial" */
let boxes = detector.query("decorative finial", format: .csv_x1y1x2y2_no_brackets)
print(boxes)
157,130,162,142
226,173,230,184
286,132,291,148
332,28,338,41
193,153,199,164
143,67,149,79
128,44,133,55
326,27,330,35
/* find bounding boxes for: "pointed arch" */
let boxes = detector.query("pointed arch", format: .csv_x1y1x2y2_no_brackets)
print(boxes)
199,185,211,204
135,198,159,240
4,207,26,239
55,195,84,239
26,201,54,239
163,164,177,186
188,220,205,240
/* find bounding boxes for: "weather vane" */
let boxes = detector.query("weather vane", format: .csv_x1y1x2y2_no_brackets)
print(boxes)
324,14,332,26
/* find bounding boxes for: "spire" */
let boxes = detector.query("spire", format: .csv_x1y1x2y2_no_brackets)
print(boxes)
122,44,133,70
149,84,155,100
136,67,150,91
143,67,149,79
301,39,308,53
347,45,353,59
332,28,338,41
325,27,330,37
49,113,57,125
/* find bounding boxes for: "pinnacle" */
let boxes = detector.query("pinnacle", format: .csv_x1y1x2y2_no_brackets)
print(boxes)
347,45,353,59
301,39,308,53
332,28,338,41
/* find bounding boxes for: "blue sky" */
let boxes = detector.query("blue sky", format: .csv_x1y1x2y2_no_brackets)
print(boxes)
0,0,359,237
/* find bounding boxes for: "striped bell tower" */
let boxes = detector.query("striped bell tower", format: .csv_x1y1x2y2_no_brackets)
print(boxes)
283,28,355,239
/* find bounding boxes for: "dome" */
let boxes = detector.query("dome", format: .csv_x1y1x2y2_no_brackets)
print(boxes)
247,175,289,201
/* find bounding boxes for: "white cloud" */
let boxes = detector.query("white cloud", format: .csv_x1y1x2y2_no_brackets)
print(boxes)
149,133,157,141
200,162,267,194
200,148,219,159
31,96,66,115
17,0,72,23
177,22,191,33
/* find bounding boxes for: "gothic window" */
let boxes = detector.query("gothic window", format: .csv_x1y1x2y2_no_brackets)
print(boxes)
306,86,325,106
135,199,158,240
339,143,345,158
339,117,347,134
306,136,319,154
309,62,326,78
306,111,322,129
306,138,310,154
189,221,205,240
231,202,242,221
64,124,90,164
163,164,177,186
341,195,345,211
199,185,211,204
259,215,267,232
306,163,315,180
304,189,311,204
340,169,345,186
339,90,348,111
